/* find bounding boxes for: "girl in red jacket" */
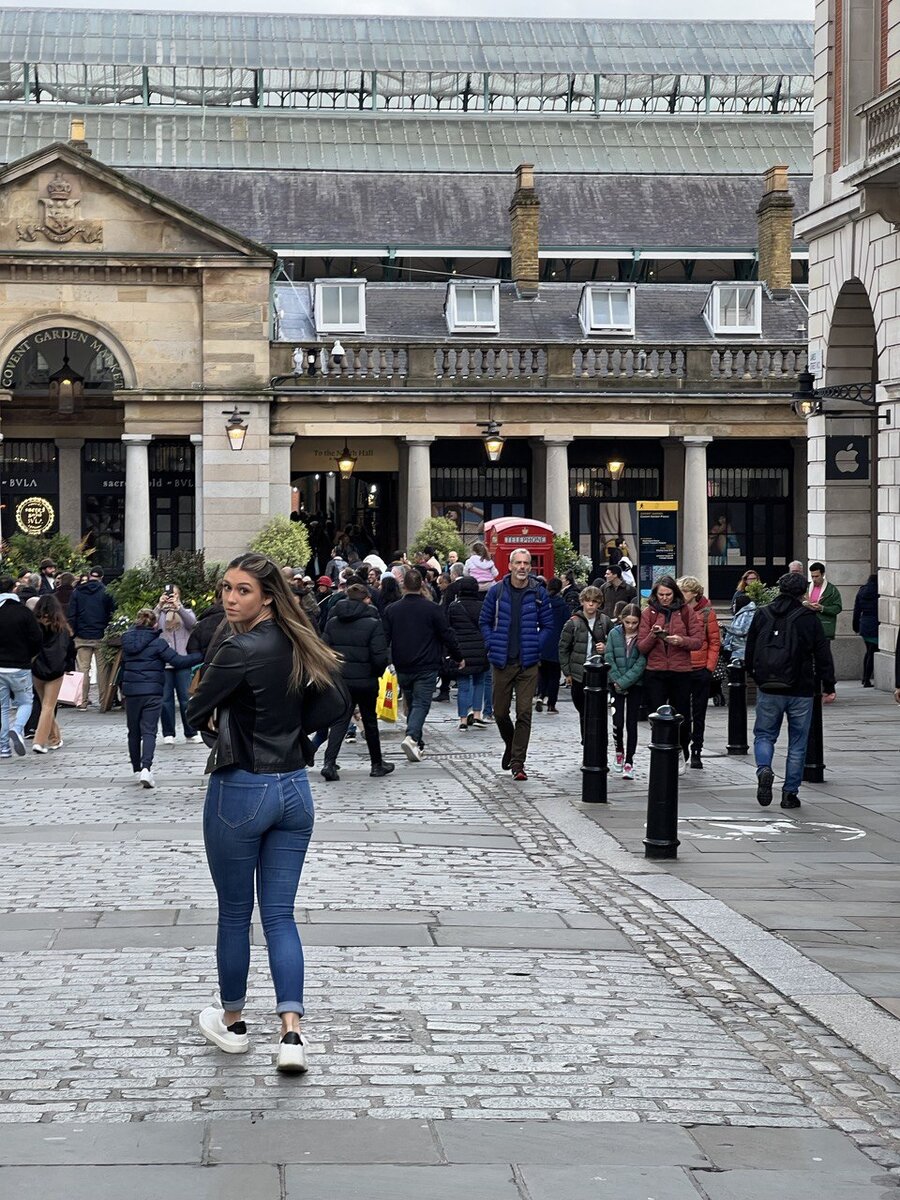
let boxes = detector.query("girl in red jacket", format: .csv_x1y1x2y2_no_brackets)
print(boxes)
637,576,703,775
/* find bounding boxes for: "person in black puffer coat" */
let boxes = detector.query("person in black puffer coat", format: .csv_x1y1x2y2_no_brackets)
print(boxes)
852,573,879,687
187,586,229,665
448,575,490,731
121,609,202,788
321,583,393,780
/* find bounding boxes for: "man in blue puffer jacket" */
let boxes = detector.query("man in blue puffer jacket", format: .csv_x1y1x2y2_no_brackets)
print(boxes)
480,549,553,781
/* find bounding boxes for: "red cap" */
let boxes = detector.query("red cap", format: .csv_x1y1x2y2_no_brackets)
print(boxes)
316,576,334,587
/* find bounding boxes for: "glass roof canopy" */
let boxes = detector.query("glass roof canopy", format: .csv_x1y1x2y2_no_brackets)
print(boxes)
0,11,814,115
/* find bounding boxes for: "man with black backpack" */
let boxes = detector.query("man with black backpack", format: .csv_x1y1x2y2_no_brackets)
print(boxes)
745,572,836,810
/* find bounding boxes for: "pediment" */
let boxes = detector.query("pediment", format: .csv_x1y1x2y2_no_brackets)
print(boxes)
0,144,274,264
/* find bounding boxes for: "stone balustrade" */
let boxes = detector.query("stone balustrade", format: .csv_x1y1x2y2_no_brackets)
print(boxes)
270,341,806,390
862,81,900,170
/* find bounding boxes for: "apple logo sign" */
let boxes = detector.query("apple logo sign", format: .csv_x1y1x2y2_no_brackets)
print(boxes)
835,444,860,473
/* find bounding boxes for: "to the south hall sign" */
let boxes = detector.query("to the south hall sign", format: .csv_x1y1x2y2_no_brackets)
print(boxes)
1,326,126,391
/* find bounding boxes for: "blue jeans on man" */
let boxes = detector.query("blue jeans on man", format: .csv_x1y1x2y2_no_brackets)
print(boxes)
203,766,315,1015
753,692,814,796
397,671,437,744
0,668,34,756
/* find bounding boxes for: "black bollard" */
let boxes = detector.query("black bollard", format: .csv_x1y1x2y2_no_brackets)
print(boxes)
726,659,749,755
581,655,610,804
644,704,683,859
802,685,825,783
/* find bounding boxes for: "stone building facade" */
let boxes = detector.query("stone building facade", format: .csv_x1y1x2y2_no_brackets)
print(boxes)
796,0,900,685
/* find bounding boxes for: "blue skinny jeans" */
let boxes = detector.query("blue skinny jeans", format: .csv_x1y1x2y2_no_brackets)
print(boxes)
203,766,315,1015
457,670,490,719
753,692,814,796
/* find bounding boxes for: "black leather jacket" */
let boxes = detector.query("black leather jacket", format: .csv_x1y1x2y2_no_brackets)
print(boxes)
186,620,307,775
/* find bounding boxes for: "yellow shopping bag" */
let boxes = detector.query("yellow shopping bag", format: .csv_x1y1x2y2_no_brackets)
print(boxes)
376,668,398,722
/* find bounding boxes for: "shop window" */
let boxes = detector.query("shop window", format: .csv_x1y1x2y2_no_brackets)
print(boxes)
578,284,635,336
314,280,366,333
568,466,660,501
445,282,499,334
703,283,762,335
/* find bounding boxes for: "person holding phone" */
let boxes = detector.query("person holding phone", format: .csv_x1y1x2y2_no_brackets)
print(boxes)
637,576,703,775
154,584,200,744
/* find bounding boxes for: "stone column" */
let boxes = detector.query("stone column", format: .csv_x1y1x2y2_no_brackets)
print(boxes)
543,437,572,536
529,438,547,522
189,434,204,551
268,434,295,519
55,438,85,544
122,434,152,568
681,436,712,592
404,436,434,549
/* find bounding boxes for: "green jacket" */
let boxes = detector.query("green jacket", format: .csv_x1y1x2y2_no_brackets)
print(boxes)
606,624,647,692
559,611,612,682
814,580,843,640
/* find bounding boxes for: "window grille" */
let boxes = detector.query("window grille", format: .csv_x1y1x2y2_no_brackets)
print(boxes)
431,466,528,500
1,439,57,469
569,466,660,500
707,467,789,499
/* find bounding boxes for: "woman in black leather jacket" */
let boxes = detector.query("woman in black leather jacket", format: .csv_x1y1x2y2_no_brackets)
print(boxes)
187,552,339,1075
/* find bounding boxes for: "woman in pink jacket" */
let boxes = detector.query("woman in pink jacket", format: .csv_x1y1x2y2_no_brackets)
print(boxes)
637,575,703,774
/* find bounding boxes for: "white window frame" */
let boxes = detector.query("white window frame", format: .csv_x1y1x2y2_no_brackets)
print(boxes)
445,281,500,334
578,284,635,336
703,282,762,336
313,279,366,334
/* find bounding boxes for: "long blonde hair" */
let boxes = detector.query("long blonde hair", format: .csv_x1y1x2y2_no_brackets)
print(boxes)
225,553,338,691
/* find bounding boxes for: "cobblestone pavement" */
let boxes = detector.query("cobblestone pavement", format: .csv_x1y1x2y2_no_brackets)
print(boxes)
1,688,899,1197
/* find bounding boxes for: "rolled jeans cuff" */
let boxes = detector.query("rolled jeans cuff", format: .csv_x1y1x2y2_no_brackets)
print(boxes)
276,1001,305,1016
221,995,247,1012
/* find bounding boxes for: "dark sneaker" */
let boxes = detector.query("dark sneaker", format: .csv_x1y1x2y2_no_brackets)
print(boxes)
8,730,25,756
370,762,395,777
276,1030,308,1074
780,791,801,809
756,766,775,807
501,743,512,771
690,752,703,770
512,765,528,781
320,763,339,782
535,699,544,712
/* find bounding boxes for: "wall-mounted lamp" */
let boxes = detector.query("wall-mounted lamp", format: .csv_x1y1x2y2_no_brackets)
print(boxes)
791,369,888,424
607,458,626,482
223,406,250,451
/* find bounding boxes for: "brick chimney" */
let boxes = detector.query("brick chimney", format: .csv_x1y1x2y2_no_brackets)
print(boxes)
756,165,794,294
509,163,540,299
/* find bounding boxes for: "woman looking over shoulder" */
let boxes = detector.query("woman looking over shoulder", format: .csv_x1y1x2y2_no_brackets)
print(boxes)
186,553,340,1076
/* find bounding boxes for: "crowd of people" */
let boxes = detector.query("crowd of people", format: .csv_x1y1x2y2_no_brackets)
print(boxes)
3,537,900,1076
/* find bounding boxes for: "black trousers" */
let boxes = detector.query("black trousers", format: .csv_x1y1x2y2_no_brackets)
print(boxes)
862,641,876,685
126,695,162,771
23,687,41,737
612,685,642,764
689,668,713,753
537,660,561,709
570,678,585,739
642,670,692,758
326,686,383,768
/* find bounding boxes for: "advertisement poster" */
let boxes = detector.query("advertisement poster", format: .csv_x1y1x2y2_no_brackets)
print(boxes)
637,501,678,598
431,501,485,539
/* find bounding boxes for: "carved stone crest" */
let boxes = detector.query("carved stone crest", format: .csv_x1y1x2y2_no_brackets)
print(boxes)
17,173,102,245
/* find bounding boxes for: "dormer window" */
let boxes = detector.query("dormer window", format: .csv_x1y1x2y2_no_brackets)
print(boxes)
703,283,762,336
445,282,499,334
314,280,366,334
579,284,635,336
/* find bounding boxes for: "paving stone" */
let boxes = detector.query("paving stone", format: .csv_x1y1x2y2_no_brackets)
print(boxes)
96,909,178,927
0,1121,203,1165
694,1168,892,1200
0,931,53,951
52,926,221,950
282,1164,521,1199
298,923,434,947
306,909,437,925
519,1164,703,1200
0,1165,279,1200
689,1126,882,1171
433,910,570,929
0,911,98,930
436,1120,708,1165
431,926,632,950
207,1117,439,1163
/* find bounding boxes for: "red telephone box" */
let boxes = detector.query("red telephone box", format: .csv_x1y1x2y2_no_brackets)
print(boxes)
484,518,555,579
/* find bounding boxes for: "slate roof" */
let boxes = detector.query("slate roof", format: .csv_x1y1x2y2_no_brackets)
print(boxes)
275,281,809,345
125,168,810,252
0,11,813,74
0,109,813,175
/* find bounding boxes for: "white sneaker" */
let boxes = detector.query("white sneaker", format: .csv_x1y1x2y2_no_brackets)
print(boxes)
198,1006,249,1054
162,735,176,745
401,735,423,762
185,734,203,743
622,763,635,780
134,771,142,783
678,756,687,777
32,744,49,755
140,767,155,789
276,1030,309,1074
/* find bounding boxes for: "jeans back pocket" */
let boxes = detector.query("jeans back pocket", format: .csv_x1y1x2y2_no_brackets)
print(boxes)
216,778,269,829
